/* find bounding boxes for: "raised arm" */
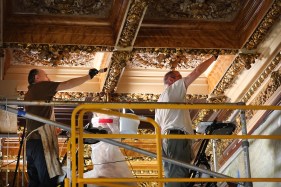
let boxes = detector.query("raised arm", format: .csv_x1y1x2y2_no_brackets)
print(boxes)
56,68,98,91
183,55,217,88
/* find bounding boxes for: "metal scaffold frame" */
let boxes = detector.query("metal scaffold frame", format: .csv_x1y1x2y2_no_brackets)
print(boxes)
1,100,281,187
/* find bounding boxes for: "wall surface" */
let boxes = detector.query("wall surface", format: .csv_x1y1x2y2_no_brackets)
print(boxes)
220,110,281,187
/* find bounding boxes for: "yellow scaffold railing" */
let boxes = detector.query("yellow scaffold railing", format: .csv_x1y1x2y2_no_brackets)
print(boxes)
67,103,281,187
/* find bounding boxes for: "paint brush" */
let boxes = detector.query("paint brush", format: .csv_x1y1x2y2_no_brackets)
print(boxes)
98,68,108,73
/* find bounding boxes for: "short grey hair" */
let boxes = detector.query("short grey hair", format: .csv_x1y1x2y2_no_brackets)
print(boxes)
163,70,177,85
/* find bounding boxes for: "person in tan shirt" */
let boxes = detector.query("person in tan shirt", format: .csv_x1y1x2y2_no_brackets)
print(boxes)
25,68,99,187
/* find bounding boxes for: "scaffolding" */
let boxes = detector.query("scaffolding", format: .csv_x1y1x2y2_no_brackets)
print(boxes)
1,101,281,187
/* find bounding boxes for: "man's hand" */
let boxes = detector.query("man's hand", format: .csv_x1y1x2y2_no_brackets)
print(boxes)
89,68,99,79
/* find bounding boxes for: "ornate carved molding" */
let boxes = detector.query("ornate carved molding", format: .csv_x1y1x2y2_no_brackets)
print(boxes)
130,51,211,70
102,51,132,93
241,53,281,103
217,68,281,166
131,48,237,70
211,0,280,95
211,53,259,95
192,95,228,128
109,93,159,102
243,0,281,50
4,43,113,67
132,48,236,56
116,0,151,49
19,92,206,103
237,53,259,70
245,68,281,121
4,43,239,70
215,54,281,168
4,43,113,53
211,58,243,95
205,118,242,169
145,0,241,21
192,109,213,128
126,156,156,162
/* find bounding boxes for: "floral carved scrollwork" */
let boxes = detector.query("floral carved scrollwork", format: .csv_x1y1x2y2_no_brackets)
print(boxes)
245,68,281,121
5,43,113,54
192,95,228,128
237,53,259,70
19,91,161,103
192,109,212,128
208,54,281,164
131,48,237,69
130,52,208,70
133,48,236,57
6,43,113,67
271,70,281,87
212,59,244,95
211,53,260,95
103,51,132,93
193,95,232,165
117,0,152,48
244,0,281,50
110,93,159,102
242,53,281,103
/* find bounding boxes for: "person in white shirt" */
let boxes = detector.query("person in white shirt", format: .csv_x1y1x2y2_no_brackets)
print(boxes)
155,55,217,187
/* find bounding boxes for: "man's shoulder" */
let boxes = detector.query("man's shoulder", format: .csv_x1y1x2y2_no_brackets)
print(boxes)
25,81,60,100
38,81,59,85
28,81,59,87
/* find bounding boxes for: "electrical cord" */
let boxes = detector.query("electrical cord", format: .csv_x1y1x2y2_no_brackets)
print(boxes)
92,159,129,165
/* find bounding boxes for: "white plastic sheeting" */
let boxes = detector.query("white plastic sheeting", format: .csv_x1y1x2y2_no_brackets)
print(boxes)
84,114,137,187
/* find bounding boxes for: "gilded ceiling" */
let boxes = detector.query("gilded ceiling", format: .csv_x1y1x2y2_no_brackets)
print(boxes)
14,0,112,16
145,0,241,21
15,0,241,21
1,0,281,183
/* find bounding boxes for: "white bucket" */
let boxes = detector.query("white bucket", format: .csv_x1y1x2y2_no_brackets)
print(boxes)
120,114,140,134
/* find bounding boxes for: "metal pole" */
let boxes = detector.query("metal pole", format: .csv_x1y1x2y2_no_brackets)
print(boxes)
0,134,18,138
12,124,26,187
0,105,236,180
212,139,218,172
240,109,253,187
0,100,85,106
229,109,240,122
1,100,281,112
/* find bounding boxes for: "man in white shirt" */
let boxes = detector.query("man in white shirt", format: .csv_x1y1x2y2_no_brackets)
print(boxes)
155,55,217,187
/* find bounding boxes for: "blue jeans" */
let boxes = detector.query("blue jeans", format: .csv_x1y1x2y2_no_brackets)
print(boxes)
26,139,58,187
